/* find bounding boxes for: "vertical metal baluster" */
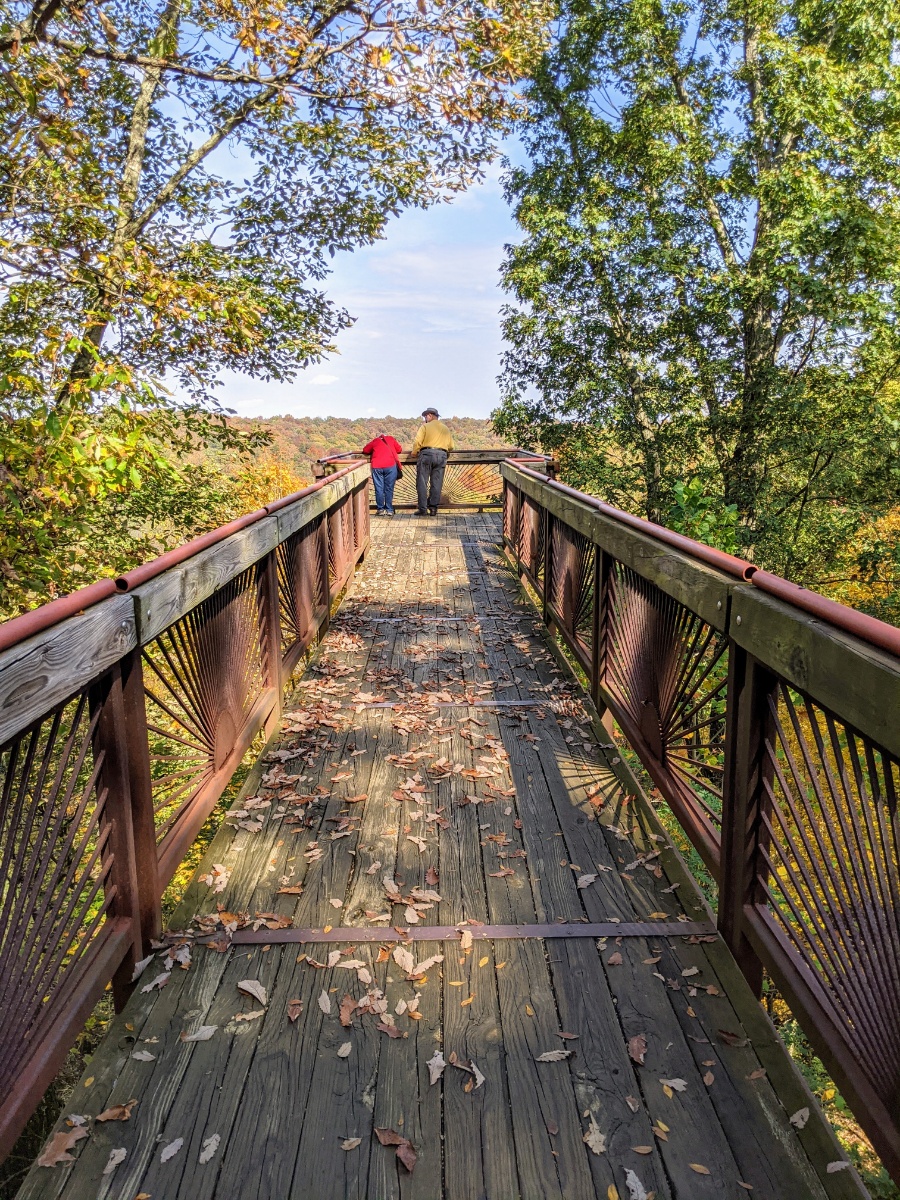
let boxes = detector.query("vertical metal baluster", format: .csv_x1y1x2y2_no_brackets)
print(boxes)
718,645,777,997
590,547,608,712
90,663,144,1009
258,551,284,738
542,507,552,628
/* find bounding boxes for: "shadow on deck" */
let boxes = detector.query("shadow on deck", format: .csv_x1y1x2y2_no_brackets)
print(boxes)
13,513,865,1200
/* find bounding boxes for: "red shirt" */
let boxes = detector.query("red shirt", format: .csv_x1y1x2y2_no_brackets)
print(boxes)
362,435,402,468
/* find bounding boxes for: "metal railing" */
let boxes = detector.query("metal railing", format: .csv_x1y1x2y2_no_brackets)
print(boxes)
316,448,555,509
501,460,900,1183
0,462,370,1158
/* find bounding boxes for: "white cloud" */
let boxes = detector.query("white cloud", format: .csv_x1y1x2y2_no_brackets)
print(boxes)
211,153,521,421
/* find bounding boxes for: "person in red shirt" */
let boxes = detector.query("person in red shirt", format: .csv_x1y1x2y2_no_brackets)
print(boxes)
362,433,404,516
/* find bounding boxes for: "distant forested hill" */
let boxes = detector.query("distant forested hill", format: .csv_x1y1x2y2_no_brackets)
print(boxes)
230,414,506,477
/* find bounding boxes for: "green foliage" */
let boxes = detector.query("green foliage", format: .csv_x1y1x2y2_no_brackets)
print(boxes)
667,478,738,554
0,0,550,617
494,0,900,585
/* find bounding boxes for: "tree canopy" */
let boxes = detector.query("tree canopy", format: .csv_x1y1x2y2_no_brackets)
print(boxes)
494,0,900,582
0,0,548,613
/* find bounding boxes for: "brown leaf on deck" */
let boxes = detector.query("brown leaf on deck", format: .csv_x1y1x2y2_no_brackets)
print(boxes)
96,1099,137,1122
287,998,303,1023
627,1034,647,1065
339,994,357,1028
37,1126,88,1167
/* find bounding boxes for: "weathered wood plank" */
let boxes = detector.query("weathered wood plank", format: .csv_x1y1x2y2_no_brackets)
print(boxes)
502,462,734,631
0,593,136,746
729,584,900,760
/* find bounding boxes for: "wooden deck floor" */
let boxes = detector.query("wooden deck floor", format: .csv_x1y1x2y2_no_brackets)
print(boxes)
19,513,866,1200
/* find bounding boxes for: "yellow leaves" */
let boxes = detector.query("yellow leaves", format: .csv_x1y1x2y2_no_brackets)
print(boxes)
689,1163,711,1175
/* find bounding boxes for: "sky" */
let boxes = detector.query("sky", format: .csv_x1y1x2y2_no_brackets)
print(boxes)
216,161,519,423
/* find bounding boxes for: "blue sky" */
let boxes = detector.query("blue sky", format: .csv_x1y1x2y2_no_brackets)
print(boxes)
217,161,518,423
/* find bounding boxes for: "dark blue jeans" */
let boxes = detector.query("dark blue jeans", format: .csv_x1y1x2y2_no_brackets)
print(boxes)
372,464,399,513
415,448,447,511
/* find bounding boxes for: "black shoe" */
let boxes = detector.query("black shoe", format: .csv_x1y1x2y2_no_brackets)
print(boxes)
428,507,438,515
414,510,428,516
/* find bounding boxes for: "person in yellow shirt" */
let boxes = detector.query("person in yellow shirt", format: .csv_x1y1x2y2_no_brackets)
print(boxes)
410,407,454,515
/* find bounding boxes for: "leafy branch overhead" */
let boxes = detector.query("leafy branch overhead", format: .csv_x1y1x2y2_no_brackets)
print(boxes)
0,0,549,610
494,0,900,582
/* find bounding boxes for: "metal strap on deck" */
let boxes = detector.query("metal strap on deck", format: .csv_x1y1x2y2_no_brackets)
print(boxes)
212,920,717,946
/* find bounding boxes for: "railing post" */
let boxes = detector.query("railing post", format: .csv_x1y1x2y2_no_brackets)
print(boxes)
718,644,777,997
91,655,160,1009
259,550,284,737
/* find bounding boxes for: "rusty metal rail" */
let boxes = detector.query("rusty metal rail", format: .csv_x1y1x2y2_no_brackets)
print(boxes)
0,462,370,1159
501,460,900,1183
317,448,555,509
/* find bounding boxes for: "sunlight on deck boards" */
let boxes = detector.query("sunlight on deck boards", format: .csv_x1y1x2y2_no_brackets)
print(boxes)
18,514,864,1200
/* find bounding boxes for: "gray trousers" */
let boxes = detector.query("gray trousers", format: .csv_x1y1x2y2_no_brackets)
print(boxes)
416,448,448,511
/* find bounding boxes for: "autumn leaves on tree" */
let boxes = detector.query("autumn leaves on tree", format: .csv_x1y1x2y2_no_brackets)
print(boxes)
0,0,549,613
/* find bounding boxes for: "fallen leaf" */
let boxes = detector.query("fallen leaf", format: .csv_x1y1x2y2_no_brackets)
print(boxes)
396,1141,417,1173
103,1148,127,1175
627,1034,647,1065
608,952,623,966
199,1133,220,1163
681,966,700,977
470,1059,485,1089
583,1117,606,1155
546,1120,559,1135
96,1100,137,1122
703,1071,714,1086
180,1025,217,1043
337,1042,352,1058
288,998,303,1022
141,971,171,994
660,1077,687,1092
392,945,415,974
625,1095,641,1113
277,886,303,894
826,1161,850,1173
130,953,154,982
479,955,489,967
37,1127,88,1167
748,1068,767,1080
339,994,357,1027
689,1163,711,1175
459,929,473,950
790,1107,810,1129
318,990,331,1014
160,1137,184,1163
409,953,444,978
237,979,267,1007
632,1145,654,1154
425,866,439,885
738,1183,754,1191
427,1051,447,1084
233,1009,264,1022
377,1022,406,1038
375,1127,417,1173
608,1187,620,1200
718,1028,749,1047
342,1138,362,1150
624,1174,649,1200
345,794,368,803
131,1050,156,1062
576,873,597,889
536,1050,572,1062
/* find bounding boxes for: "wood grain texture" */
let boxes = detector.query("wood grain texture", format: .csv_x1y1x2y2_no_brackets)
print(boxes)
16,513,870,1200
0,592,136,746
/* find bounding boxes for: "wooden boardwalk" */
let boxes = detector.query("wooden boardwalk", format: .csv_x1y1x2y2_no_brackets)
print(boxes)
19,514,865,1200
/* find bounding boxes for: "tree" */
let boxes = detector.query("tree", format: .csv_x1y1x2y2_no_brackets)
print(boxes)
0,0,548,610
494,0,900,580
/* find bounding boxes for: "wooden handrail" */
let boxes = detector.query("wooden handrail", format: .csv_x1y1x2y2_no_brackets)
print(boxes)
0,462,371,1160
500,460,900,1183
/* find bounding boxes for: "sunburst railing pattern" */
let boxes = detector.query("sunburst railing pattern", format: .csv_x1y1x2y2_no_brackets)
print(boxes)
143,566,268,847
0,464,370,1158
500,458,900,1178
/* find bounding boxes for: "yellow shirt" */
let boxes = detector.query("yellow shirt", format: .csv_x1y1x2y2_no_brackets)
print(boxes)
411,419,454,455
